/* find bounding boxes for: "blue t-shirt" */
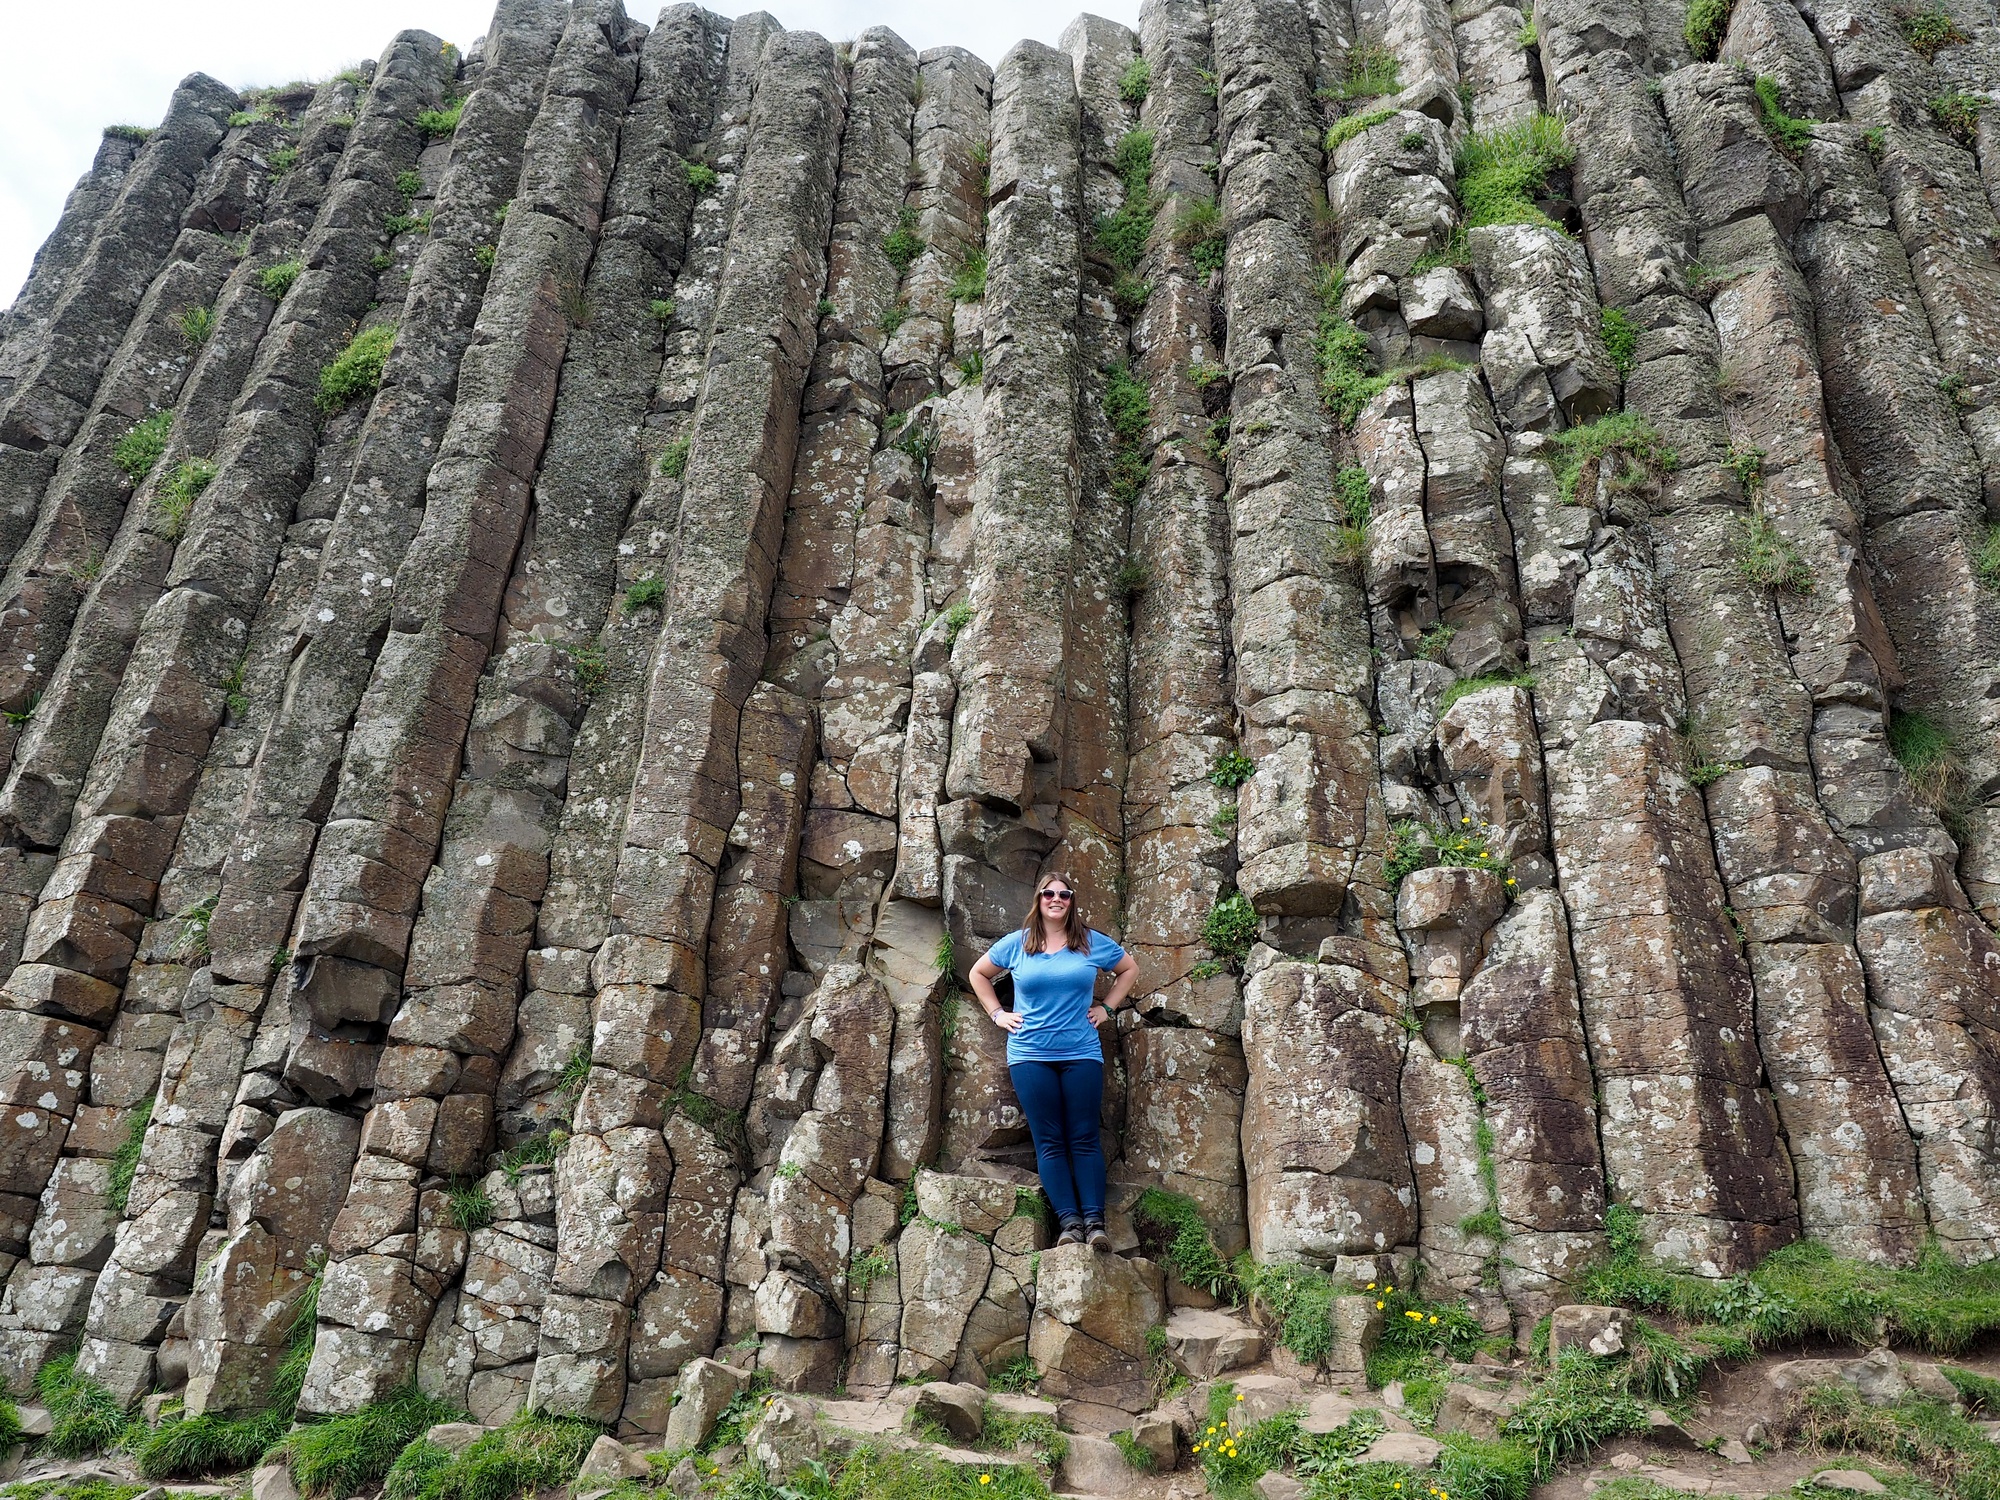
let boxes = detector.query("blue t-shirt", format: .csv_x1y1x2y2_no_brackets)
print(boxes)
985,928,1127,1064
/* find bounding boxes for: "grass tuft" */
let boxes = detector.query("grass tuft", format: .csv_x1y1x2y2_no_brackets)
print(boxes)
1455,114,1574,231
1540,411,1678,503
1135,1188,1240,1299
37,1354,128,1458
415,102,462,139
156,458,218,540
273,1385,461,1498
1325,44,1401,102
1755,76,1814,158
949,249,986,301
1929,92,1987,147
882,206,925,277
261,259,304,300
114,411,173,484
1904,6,1970,59
1201,893,1257,961
1601,307,1639,377
1889,710,1970,821
1118,55,1150,105
107,1095,154,1211
380,1411,597,1500
317,324,394,415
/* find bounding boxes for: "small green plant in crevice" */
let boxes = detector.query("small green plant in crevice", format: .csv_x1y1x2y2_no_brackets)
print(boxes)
1929,91,1987,147
1173,195,1227,278
849,1244,894,1297
882,205,925,276
1904,5,1970,59
381,1410,599,1500
1601,307,1639,378
1201,892,1258,962
1455,111,1574,231
1415,621,1456,662
1109,1428,1156,1472
156,457,218,540
1326,106,1398,154
1135,1187,1240,1300
261,258,304,300
105,124,154,143
1540,410,1679,503
685,160,719,194
564,641,607,699
1325,43,1402,102
933,597,973,647
988,1357,1042,1395
556,1042,592,1099
371,251,395,273
177,304,215,348
1383,816,1514,889
1094,128,1158,292
657,434,691,479
1975,524,2000,589
415,101,462,139
1118,55,1151,105
622,575,666,614
115,410,174,483
497,1128,566,1183
1737,512,1815,594
949,249,986,301
1189,357,1228,392
271,1384,462,1499
1685,0,1736,60
1209,803,1239,839
107,1094,154,1212
934,930,954,977
169,893,217,963
1889,709,1970,821
317,323,395,416
648,297,675,323
879,301,909,339
1115,559,1149,598
1755,75,1815,158
1333,464,1372,564
1411,229,1473,272
1313,271,1477,424
1103,360,1150,504
1438,671,1536,716
1209,748,1255,788
1516,17,1539,47
36,1353,131,1458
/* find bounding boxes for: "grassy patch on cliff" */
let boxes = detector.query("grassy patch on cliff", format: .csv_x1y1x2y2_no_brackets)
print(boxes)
36,1354,128,1458
272,1386,462,1498
1540,411,1679,503
381,1414,601,1500
1782,1383,2000,1500
1454,114,1573,231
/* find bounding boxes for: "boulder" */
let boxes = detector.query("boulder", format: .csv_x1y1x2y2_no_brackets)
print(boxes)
1028,1244,1167,1412
912,1381,985,1441
425,1423,486,1454
663,1358,752,1451
747,1394,822,1478
1362,1431,1442,1467
1766,1349,1910,1407
1435,1383,1523,1440
1132,1409,1177,1469
1165,1306,1263,1378
575,1436,651,1487
1059,1434,1134,1494
1549,1304,1629,1360
251,1463,299,1500
1256,1474,1308,1500
1812,1474,1887,1495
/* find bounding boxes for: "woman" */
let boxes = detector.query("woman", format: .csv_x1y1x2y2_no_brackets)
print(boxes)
968,872,1140,1251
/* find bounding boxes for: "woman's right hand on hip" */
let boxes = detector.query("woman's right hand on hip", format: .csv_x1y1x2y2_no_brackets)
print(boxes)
990,1008,1023,1032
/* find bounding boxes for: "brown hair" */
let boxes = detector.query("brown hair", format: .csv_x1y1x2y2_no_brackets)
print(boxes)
1020,871,1091,955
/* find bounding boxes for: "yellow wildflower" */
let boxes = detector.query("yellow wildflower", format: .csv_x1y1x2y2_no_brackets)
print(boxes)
1406,1309,1422,1320
980,1476,992,1487
1236,1393,1245,1402
1375,1300,1384,1309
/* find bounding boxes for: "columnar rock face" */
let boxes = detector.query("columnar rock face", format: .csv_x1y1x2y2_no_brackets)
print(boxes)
3,0,1999,1418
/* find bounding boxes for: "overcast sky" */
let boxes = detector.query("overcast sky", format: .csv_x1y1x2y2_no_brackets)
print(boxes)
2,0,1137,305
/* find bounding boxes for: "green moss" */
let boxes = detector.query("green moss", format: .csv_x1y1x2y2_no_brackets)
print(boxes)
1684,0,1735,60
1326,107,1397,153
657,434,691,479
1454,113,1574,231
114,411,173,483
685,160,718,193
107,1095,154,1212
1540,411,1679,503
317,324,395,415
104,125,154,143
260,259,304,300
1755,76,1814,158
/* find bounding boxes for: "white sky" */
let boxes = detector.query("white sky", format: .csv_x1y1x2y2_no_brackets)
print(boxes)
2,0,1138,306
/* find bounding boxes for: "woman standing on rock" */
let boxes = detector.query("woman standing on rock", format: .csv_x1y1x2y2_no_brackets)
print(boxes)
968,872,1139,1252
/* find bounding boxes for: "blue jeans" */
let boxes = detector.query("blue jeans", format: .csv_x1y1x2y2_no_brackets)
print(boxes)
1008,1058,1107,1225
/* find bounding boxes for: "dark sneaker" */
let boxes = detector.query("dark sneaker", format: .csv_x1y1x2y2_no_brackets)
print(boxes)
1057,1222,1086,1247
1086,1220,1113,1252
